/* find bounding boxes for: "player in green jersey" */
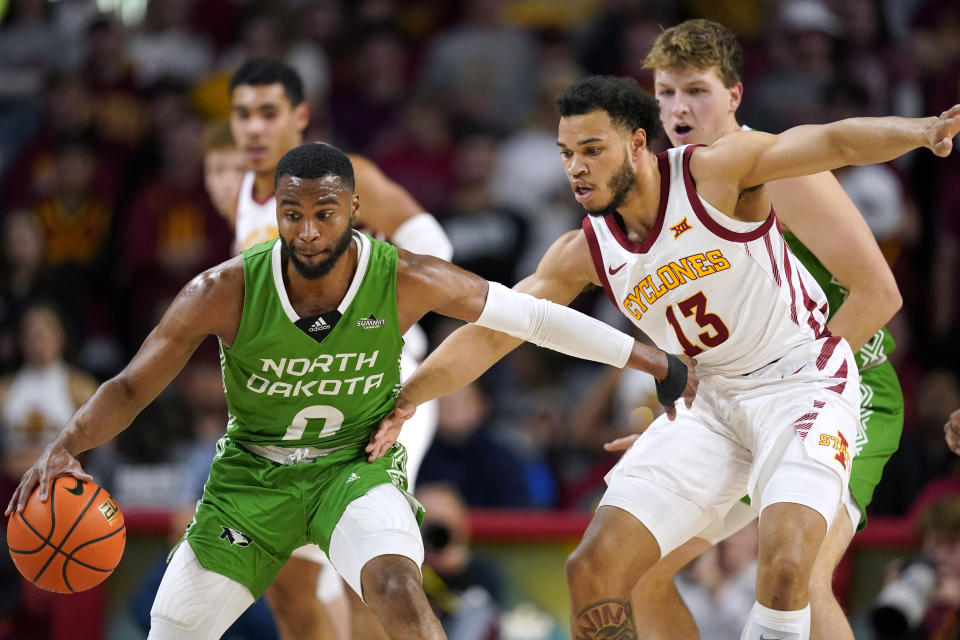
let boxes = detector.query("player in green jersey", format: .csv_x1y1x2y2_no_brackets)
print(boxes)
598,19,903,640
6,141,697,640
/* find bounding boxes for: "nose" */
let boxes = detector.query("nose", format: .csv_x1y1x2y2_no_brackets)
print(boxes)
566,154,587,178
298,217,321,241
670,95,689,117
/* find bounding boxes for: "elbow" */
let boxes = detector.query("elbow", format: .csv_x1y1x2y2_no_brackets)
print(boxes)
876,276,903,323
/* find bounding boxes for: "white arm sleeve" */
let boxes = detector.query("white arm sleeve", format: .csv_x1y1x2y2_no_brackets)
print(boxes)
391,213,454,261
473,281,633,368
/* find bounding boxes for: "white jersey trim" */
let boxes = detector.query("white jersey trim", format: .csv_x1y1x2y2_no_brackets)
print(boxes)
270,231,371,322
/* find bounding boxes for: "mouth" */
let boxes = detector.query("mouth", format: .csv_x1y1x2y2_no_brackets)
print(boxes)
673,124,693,140
572,184,594,203
245,147,267,162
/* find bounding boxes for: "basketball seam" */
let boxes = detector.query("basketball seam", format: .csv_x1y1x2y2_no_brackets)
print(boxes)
60,523,126,591
30,480,102,589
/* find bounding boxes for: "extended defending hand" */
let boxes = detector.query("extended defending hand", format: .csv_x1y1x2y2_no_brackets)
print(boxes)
945,409,960,456
928,105,960,157
603,433,640,452
366,396,417,461
4,442,92,515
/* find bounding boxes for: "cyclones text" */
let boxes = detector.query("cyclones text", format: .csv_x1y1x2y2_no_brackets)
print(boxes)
622,250,731,320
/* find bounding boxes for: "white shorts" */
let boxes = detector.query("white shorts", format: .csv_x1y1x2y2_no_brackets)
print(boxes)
600,336,860,557
397,338,437,491
327,484,424,602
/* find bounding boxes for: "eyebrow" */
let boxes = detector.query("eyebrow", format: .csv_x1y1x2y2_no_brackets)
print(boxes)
231,102,281,112
557,137,604,148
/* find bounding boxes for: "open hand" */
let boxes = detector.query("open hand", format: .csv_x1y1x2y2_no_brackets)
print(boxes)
366,396,417,461
5,442,92,515
928,105,960,157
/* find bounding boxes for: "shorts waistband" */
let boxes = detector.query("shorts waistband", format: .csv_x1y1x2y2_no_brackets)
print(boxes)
239,441,363,465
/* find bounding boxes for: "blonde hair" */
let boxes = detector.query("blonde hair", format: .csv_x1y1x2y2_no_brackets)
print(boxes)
643,19,743,88
202,120,236,153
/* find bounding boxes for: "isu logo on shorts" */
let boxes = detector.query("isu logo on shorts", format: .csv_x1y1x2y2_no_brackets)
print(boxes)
818,430,850,470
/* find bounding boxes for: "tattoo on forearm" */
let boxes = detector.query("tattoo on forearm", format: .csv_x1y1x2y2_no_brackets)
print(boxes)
574,599,636,640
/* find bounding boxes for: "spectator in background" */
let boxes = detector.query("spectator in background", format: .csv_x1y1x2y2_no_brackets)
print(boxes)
872,495,960,639
441,130,528,285
419,483,503,640
827,81,912,267
0,303,96,496
121,115,232,343
0,211,55,372
419,380,534,508
128,0,212,87
370,97,456,214
201,119,246,231
744,0,843,133
330,26,411,153
419,0,537,133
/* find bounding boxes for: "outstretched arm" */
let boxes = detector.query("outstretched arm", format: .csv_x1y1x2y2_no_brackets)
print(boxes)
768,172,901,352
368,231,697,459
693,105,960,203
5,259,243,513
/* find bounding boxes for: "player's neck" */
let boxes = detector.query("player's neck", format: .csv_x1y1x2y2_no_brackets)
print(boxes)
616,152,663,239
282,241,360,315
253,171,275,203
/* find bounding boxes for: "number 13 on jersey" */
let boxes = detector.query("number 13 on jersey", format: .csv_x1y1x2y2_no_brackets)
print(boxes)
665,291,730,357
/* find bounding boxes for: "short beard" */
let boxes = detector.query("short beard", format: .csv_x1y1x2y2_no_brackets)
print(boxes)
280,226,354,280
585,150,636,217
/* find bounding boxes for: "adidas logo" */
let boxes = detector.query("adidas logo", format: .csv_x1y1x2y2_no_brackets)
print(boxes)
346,472,360,484
308,316,329,332
356,314,386,329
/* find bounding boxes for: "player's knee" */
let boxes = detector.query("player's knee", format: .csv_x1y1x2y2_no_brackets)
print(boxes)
566,543,608,592
361,556,423,609
759,551,809,600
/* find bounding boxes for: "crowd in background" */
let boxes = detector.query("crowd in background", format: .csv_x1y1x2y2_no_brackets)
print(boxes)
1,0,960,638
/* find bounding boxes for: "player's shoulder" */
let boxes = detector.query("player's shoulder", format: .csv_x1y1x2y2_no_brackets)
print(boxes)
537,228,598,286
182,255,245,307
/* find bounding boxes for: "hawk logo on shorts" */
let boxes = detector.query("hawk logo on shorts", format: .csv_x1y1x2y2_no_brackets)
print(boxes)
219,526,252,547
670,216,693,239
818,430,851,471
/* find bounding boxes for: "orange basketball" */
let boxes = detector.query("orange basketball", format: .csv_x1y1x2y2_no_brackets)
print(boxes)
7,477,126,593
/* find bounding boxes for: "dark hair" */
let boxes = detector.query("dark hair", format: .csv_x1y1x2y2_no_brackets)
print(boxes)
230,59,304,106
275,143,355,190
555,75,663,139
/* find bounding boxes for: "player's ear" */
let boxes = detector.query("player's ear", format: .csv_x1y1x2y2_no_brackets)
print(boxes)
729,82,743,113
351,192,360,221
293,101,309,133
631,128,648,160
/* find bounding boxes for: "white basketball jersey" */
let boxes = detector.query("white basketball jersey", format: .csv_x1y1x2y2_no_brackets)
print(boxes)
583,145,829,376
236,171,279,250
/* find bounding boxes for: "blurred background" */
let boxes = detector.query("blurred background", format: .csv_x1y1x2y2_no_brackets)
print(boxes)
0,0,959,638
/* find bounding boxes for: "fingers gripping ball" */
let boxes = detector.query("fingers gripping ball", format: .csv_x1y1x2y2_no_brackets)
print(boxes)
7,477,126,593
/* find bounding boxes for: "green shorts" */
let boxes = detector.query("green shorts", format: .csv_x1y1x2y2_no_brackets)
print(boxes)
848,360,904,530
737,360,902,531
179,437,421,598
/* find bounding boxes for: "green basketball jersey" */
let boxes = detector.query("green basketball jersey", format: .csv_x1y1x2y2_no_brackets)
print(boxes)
783,230,895,369
219,232,403,448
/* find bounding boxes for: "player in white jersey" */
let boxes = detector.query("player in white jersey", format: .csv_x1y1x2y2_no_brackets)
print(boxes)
367,75,960,640
227,59,451,640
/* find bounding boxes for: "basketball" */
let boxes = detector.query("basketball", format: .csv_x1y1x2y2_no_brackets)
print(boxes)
7,477,126,593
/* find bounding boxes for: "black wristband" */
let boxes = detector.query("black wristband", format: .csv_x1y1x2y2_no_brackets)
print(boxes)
655,353,687,410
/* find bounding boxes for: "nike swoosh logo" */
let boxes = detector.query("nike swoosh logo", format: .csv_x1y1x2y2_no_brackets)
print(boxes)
65,478,84,496
608,263,626,275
